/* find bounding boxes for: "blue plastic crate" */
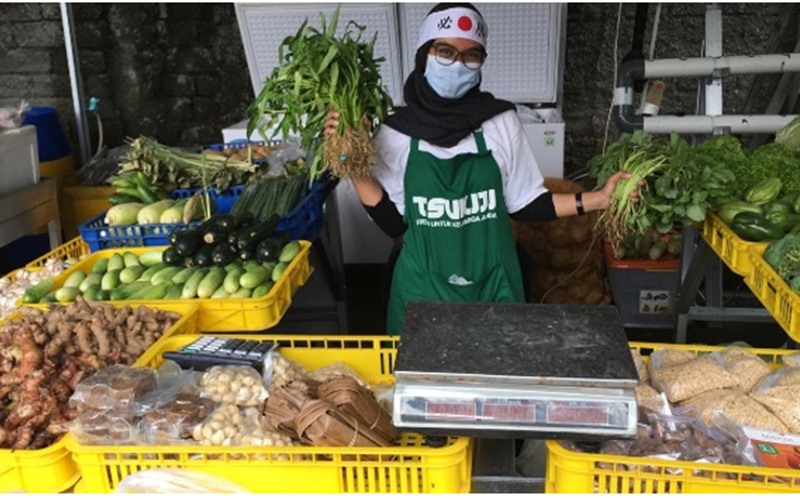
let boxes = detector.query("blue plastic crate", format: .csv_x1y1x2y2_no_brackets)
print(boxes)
274,173,337,241
80,215,203,251
170,186,243,216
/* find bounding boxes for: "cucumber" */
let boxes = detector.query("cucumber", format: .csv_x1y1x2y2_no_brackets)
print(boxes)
78,273,103,293
278,241,301,263
197,267,226,298
139,263,167,281
211,286,230,299
171,267,196,284
55,287,80,303
239,266,269,289
107,254,125,272
164,283,183,300
142,281,171,300
230,288,252,298
182,268,209,299
128,284,154,300
271,262,288,282
39,291,57,303
138,250,165,268
64,271,87,289
262,262,277,277
110,281,150,301
119,265,145,284
97,290,111,301
224,261,242,274
101,270,121,291
122,252,140,268
223,268,246,293
91,258,109,274
151,266,182,285
252,281,274,298
243,261,264,273
83,284,101,301
25,278,54,302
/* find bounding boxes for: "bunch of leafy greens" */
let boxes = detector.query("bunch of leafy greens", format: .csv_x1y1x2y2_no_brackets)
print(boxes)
764,233,800,292
693,135,749,198
749,142,800,195
587,130,655,189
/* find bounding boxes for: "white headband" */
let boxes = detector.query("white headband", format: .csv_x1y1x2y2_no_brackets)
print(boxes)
416,7,487,50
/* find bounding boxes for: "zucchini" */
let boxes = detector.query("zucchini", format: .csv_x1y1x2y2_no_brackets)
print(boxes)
227,227,245,248
139,250,164,268
211,286,230,299
151,266,182,285
239,266,269,289
122,252,140,268
91,258,109,274
256,238,283,263
55,287,80,303
101,270,121,291
194,245,215,267
164,283,183,299
223,267,246,293
162,246,182,266
237,222,277,252
174,229,204,256
171,267,196,284
271,262,288,282
252,281,274,298
197,267,226,298
139,263,167,281
278,241,301,263
211,243,237,266
182,268,209,299
78,273,103,293
119,265,145,284
107,254,125,272
110,281,150,301
213,215,238,231
64,271,87,289
239,248,256,262
203,225,229,245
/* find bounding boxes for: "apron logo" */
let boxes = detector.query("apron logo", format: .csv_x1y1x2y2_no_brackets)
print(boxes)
412,189,497,220
448,274,473,286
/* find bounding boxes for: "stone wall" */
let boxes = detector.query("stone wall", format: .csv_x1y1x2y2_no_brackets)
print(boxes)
0,3,796,174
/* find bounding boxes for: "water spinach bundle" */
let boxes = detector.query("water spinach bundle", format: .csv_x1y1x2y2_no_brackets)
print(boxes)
247,7,393,180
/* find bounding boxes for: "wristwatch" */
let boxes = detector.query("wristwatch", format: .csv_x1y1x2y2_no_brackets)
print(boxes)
575,192,585,216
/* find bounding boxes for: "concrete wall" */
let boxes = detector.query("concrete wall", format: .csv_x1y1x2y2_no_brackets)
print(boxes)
0,3,796,174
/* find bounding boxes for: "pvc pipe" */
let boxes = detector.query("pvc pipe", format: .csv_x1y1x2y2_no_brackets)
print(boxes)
60,3,91,166
645,53,800,79
642,114,797,134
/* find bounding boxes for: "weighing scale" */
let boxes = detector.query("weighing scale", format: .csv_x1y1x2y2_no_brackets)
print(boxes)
392,302,639,440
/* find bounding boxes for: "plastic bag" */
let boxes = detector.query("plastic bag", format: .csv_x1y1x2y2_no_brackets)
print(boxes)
783,353,800,368
630,349,648,384
371,382,394,415
267,142,306,176
0,101,28,130
677,388,789,434
115,469,251,493
750,368,800,434
635,383,669,419
200,365,268,407
647,348,697,381
131,364,201,416
67,408,140,445
710,347,772,393
139,391,217,445
69,365,157,412
651,355,739,403
190,403,262,446
264,350,308,392
307,362,365,386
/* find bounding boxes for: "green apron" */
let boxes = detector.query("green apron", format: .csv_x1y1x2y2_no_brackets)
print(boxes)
386,131,525,334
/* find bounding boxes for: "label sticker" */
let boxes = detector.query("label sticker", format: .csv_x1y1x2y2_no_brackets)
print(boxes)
639,290,673,315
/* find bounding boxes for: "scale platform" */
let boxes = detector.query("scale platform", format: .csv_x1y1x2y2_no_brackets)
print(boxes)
392,302,638,440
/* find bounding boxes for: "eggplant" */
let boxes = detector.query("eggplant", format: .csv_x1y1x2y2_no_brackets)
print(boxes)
174,229,203,256
162,246,182,265
203,225,230,245
194,245,215,267
255,236,287,263
237,223,277,252
239,248,256,262
213,215,238,231
212,243,237,266
227,227,245,248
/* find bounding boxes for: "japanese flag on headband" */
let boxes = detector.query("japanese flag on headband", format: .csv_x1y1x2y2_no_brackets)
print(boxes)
416,7,488,50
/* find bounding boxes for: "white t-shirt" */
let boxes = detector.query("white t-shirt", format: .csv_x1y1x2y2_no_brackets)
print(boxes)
372,109,548,216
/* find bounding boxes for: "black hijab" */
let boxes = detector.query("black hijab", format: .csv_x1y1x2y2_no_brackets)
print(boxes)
384,3,516,148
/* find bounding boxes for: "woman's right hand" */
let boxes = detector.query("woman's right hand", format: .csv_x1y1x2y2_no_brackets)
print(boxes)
324,107,340,139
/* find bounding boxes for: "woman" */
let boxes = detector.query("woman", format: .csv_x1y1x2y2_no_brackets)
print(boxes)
325,3,638,334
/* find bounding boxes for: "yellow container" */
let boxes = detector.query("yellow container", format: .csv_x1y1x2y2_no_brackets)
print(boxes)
60,176,115,239
701,213,768,278
67,334,473,494
24,237,89,270
545,342,800,494
39,156,74,184
745,246,800,343
32,242,313,332
0,302,198,493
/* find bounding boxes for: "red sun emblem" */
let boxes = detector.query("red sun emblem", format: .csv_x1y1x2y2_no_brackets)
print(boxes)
457,16,473,32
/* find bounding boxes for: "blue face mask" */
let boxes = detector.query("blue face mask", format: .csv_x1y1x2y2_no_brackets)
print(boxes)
424,55,481,99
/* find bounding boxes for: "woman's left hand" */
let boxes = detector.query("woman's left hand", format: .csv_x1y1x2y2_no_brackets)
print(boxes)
599,171,644,210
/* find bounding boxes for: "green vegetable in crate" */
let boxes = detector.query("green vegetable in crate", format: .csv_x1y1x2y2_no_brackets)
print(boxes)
279,241,301,263
140,263,167,281
239,266,269,290
766,211,800,232
108,194,141,206
91,258,109,274
730,212,785,242
271,262,289,282
151,267,182,286
223,267,247,294
717,201,763,226
744,177,782,205
78,273,102,293
39,291,56,303
83,285,100,301
164,283,183,299
764,199,794,216
252,281,274,298
54,287,79,303
776,116,800,154
159,200,188,224
255,237,286,263
193,245,215,267
173,229,204,257
122,252,140,268
142,281,171,300
197,267,226,298
162,246,182,266
203,225,229,246
211,243,237,266
104,203,145,226
64,270,87,289
110,282,150,301
764,233,800,285
119,266,145,284
182,268,209,298
107,254,125,272
211,286,230,299
171,267,196,285
231,288,252,298
101,270,121,291
137,200,175,225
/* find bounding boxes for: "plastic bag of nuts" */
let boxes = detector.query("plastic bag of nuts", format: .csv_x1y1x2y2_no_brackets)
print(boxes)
678,388,789,434
750,368,800,434
265,351,308,391
200,365,268,407
630,349,648,384
647,348,697,382
782,353,800,368
710,347,773,393
651,355,739,403
307,362,366,386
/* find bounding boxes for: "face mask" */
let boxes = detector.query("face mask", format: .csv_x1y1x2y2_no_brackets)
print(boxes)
424,55,481,99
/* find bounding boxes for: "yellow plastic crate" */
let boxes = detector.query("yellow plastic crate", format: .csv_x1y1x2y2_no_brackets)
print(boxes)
24,237,90,270
546,342,800,494
32,241,313,332
701,213,768,277
745,246,800,343
67,334,473,494
0,302,198,493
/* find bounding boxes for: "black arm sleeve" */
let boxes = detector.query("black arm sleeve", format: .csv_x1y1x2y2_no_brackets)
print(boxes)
509,191,557,222
362,189,407,238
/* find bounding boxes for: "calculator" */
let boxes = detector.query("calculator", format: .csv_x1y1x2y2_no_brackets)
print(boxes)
162,336,276,372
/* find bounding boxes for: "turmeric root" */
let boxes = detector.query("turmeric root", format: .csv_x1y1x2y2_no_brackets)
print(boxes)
74,324,93,354
90,317,111,358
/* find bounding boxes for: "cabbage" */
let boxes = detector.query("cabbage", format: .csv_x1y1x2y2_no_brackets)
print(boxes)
775,116,800,154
